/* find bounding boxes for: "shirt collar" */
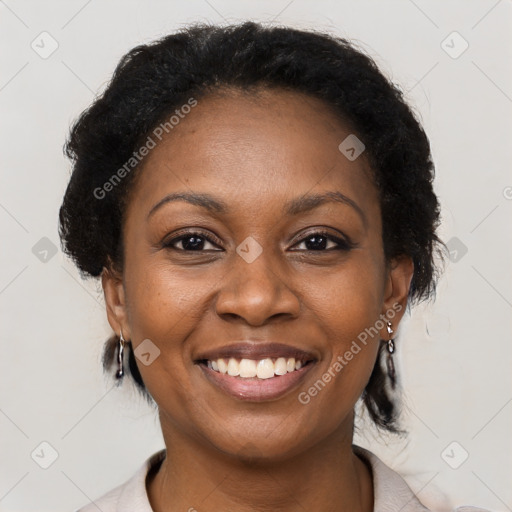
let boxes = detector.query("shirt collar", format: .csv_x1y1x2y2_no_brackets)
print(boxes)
353,445,429,512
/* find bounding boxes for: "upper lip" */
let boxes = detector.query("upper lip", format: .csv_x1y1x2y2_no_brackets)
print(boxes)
194,342,318,363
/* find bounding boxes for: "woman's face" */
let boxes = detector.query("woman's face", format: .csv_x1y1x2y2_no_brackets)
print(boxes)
103,88,413,459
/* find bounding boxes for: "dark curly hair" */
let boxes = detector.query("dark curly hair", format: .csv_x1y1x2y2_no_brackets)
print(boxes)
58,21,447,433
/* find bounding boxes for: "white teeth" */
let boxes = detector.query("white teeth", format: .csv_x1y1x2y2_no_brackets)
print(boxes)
257,358,275,379
274,357,287,375
239,358,257,378
227,358,240,376
206,356,307,379
218,358,228,374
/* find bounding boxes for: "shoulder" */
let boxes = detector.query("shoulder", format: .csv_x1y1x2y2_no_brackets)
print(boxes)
352,445,492,512
76,484,123,512
74,449,166,512
453,509,492,512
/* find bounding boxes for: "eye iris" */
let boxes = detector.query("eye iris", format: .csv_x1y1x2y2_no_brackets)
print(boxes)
182,235,204,250
305,234,328,250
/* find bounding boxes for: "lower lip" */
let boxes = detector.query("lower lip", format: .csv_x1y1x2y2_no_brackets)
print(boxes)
198,362,316,402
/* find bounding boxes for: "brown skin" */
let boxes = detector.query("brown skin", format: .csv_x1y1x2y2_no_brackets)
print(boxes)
102,88,414,512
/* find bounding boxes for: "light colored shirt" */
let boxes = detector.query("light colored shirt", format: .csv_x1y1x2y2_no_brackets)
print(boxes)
75,445,490,511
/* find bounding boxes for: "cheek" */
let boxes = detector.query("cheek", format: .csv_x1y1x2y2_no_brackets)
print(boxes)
125,257,215,336
300,254,384,398
305,249,385,340
122,260,220,403
295,286,382,428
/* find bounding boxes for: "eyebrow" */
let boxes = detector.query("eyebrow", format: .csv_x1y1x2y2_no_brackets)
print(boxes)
147,190,367,227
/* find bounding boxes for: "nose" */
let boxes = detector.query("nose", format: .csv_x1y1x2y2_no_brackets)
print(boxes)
215,249,301,326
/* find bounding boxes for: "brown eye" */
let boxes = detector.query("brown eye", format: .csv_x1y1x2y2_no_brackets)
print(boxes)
290,231,354,252
163,231,222,251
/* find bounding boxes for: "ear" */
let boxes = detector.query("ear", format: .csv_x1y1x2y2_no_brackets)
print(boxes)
380,255,414,334
101,265,131,340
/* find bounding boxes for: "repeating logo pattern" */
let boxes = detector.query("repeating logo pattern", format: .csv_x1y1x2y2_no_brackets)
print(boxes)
1,2,510,511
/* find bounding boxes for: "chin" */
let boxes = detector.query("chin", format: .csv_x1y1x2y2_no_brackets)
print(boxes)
202,419,326,465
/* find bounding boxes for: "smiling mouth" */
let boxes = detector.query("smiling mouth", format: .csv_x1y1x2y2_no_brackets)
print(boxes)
194,342,318,401
198,356,315,380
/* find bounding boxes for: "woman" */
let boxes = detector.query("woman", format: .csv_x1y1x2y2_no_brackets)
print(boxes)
59,21,489,512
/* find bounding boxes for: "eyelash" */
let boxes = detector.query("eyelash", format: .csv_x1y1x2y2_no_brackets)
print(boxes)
163,229,355,253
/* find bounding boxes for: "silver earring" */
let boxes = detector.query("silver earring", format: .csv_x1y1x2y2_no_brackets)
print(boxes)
386,321,396,389
116,330,125,379
386,321,395,354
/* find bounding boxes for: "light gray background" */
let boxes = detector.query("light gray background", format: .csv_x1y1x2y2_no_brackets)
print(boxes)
1,1,511,511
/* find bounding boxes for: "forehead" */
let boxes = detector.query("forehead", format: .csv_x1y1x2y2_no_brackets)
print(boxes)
125,88,379,222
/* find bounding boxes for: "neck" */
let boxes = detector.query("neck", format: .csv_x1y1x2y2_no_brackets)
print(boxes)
147,415,373,512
